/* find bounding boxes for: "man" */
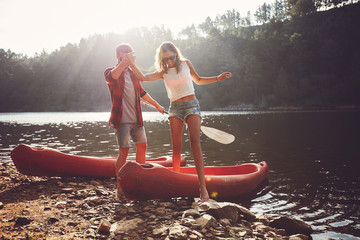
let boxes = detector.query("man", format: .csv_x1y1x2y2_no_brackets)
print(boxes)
104,43,164,199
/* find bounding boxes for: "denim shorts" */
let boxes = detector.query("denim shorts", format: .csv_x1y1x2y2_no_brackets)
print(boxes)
115,124,147,148
169,99,201,122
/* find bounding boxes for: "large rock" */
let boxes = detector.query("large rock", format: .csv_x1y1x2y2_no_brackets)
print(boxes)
182,209,201,219
84,196,105,206
195,214,217,228
289,234,309,240
98,219,111,234
152,226,168,236
15,216,32,226
193,200,256,224
269,216,313,235
168,223,189,239
111,218,144,234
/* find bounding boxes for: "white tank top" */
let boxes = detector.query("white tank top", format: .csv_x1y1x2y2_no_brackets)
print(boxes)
163,61,195,102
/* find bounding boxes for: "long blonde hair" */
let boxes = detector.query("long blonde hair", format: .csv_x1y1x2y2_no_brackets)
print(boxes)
155,42,186,74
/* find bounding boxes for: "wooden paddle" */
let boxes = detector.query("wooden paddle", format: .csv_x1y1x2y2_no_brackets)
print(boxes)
141,100,235,144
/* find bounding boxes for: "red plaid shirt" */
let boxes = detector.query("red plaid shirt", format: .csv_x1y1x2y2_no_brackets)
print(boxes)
104,67,147,129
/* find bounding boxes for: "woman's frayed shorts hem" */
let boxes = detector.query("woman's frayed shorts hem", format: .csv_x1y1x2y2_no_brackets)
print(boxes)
168,99,201,122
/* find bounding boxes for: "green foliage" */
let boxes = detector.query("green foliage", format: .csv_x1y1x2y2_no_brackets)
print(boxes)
0,2,359,112
288,0,317,17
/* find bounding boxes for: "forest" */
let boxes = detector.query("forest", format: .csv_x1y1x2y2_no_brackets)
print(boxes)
1,0,359,112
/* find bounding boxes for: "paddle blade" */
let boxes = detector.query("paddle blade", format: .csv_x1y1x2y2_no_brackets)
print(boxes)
200,125,235,144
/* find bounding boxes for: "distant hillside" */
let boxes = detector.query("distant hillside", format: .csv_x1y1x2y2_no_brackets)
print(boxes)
1,2,359,112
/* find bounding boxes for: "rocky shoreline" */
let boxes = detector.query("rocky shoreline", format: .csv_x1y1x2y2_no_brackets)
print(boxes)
0,161,312,240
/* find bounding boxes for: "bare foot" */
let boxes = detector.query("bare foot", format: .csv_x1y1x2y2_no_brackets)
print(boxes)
200,186,210,202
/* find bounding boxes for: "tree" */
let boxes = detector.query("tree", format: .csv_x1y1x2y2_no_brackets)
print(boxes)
272,0,287,21
245,11,252,26
287,0,317,17
254,3,272,24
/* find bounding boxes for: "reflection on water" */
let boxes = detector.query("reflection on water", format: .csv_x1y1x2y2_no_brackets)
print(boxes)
1,111,360,239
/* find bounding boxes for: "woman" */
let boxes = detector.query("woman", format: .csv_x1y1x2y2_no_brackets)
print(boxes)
130,42,232,201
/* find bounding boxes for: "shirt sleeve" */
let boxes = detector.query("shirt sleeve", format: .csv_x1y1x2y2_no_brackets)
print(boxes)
104,67,116,84
139,85,147,97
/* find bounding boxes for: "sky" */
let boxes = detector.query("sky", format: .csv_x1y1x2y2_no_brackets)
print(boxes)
0,0,273,57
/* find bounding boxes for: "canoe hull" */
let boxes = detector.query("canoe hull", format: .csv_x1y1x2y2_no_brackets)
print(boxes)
10,144,186,177
118,161,269,200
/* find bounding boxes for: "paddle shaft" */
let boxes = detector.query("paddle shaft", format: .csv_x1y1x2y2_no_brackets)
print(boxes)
141,100,168,114
141,100,235,144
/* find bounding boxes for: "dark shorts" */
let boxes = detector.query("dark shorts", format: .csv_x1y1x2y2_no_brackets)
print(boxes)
168,99,201,122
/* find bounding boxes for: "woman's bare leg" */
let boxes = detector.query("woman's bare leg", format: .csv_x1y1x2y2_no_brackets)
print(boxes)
186,115,209,201
169,116,184,172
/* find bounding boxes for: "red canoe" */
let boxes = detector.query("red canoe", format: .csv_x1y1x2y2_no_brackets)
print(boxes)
118,161,269,200
10,144,186,177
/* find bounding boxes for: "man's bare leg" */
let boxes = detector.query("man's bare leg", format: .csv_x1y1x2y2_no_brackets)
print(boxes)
116,147,129,199
135,142,147,164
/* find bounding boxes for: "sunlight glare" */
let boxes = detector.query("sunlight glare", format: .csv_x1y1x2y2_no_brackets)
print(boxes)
0,0,274,56
211,192,219,198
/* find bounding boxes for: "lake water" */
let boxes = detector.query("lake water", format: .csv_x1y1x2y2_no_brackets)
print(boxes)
0,111,359,239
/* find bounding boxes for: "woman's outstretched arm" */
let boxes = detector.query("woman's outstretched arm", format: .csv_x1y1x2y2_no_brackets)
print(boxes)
127,53,163,82
186,60,232,85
